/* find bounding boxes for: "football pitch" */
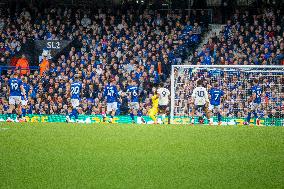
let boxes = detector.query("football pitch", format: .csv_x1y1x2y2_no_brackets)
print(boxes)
0,123,283,189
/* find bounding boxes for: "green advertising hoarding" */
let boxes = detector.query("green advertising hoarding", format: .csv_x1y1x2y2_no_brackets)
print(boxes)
0,114,283,126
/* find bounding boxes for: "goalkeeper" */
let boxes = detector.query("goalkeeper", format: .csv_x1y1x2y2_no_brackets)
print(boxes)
148,89,159,124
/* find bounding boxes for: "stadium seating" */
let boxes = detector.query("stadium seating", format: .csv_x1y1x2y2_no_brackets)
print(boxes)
0,5,283,119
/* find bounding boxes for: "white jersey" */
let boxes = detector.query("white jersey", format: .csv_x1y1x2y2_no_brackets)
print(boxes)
157,88,170,106
192,87,209,106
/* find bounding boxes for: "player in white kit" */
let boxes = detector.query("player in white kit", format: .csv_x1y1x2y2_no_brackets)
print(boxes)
157,83,170,124
190,79,211,125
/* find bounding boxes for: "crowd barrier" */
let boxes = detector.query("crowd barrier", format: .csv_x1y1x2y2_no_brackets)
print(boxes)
0,114,283,126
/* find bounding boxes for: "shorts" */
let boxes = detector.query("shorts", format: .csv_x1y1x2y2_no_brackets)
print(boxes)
250,103,260,111
194,105,207,112
129,102,139,110
107,102,117,112
158,105,168,111
9,96,21,105
71,99,80,108
21,99,28,106
209,104,221,111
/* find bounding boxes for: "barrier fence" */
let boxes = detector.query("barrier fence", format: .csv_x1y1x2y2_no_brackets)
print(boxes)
0,114,283,126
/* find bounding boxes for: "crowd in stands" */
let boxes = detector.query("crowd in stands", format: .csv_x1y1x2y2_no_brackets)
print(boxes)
0,4,283,119
191,8,284,65
0,5,207,115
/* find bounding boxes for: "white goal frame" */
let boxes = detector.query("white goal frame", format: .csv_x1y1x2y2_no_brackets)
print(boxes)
170,65,284,120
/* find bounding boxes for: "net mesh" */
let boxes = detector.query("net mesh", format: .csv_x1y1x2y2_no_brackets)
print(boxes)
171,65,284,126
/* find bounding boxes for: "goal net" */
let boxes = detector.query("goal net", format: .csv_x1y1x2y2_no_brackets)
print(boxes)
170,65,284,126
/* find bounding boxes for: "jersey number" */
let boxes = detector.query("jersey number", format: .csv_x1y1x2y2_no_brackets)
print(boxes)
214,94,219,100
11,83,19,90
197,91,205,97
162,91,167,97
256,90,261,98
132,90,138,97
71,86,80,94
108,89,114,96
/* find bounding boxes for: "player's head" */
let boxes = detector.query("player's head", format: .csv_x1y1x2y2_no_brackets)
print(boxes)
214,82,219,88
12,72,18,78
197,79,203,86
110,78,115,85
22,77,27,83
74,74,79,81
253,79,258,85
159,83,164,88
132,80,137,86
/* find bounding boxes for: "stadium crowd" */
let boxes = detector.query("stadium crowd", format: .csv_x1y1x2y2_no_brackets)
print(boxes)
0,5,207,116
191,8,284,65
0,4,283,120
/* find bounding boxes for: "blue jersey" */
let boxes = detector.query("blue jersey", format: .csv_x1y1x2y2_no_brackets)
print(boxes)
252,85,262,104
22,83,30,100
127,86,139,102
8,78,23,96
209,88,224,106
70,81,82,100
104,84,118,103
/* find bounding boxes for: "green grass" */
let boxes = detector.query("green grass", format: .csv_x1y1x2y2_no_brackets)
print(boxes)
0,123,283,189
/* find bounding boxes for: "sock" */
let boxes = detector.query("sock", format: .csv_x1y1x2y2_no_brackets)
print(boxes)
162,114,166,120
247,112,251,123
149,113,156,122
22,108,26,117
190,116,194,123
253,111,258,119
217,113,222,122
130,113,134,121
72,109,78,120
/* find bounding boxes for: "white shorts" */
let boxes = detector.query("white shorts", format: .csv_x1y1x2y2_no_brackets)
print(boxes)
9,96,21,105
129,102,139,110
71,99,80,108
107,102,117,112
21,99,28,106
250,103,260,111
209,105,221,111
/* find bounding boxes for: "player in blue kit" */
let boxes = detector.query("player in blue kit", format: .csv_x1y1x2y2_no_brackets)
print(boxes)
21,77,30,120
209,83,224,125
126,80,140,123
66,75,82,122
103,79,119,123
7,73,26,122
244,79,262,125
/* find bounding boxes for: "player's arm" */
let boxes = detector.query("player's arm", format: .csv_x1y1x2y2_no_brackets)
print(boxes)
191,89,196,103
7,85,10,97
20,85,26,99
204,90,210,107
251,89,256,102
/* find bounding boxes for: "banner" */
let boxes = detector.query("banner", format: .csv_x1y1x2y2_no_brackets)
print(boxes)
20,40,73,66
34,40,72,62
0,114,283,126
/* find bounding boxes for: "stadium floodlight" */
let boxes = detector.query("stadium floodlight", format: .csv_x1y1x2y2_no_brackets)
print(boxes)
170,65,284,126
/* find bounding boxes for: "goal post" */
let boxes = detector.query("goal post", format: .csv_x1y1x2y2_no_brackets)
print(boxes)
170,65,284,126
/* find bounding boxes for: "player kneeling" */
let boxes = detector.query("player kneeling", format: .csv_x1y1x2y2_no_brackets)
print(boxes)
190,80,212,125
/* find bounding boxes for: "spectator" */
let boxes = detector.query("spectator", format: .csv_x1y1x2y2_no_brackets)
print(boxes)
39,56,50,76
15,54,29,75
